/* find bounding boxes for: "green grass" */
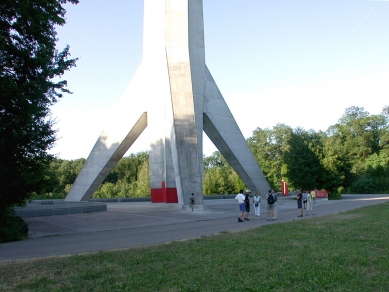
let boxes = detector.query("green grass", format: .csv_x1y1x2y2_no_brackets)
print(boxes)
1,203,389,291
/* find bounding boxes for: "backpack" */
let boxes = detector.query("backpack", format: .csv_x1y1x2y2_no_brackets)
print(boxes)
267,193,275,205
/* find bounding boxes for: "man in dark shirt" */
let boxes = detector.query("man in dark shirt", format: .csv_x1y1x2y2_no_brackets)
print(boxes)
297,189,303,217
244,190,251,220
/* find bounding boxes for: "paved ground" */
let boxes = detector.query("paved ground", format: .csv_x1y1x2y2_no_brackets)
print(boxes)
1,194,388,262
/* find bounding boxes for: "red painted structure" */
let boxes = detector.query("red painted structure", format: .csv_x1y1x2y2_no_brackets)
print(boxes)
316,190,328,198
279,180,288,196
151,182,178,203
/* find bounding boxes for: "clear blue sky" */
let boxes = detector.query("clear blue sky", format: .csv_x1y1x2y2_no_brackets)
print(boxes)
50,0,389,160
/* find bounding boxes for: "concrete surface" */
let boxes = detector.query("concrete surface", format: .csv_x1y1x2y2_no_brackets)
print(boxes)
1,194,388,262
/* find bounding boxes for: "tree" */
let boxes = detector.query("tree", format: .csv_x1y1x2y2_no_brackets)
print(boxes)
104,152,149,185
42,158,85,198
247,124,292,190
322,106,389,194
203,151,244,194
0,0,78,240
284,128,328,191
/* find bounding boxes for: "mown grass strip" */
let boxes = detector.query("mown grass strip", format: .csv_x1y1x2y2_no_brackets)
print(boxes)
1,202,388,291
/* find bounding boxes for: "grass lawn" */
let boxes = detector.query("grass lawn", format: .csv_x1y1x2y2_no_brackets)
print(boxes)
1,202,388,291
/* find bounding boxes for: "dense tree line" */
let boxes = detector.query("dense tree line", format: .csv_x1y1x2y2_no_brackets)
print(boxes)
38,106,389,201
245,106,389,196
35,152,150,199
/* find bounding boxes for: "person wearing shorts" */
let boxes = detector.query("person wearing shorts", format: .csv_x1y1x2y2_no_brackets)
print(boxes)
302,190,308,209
235,190,246,222
266,189,275,221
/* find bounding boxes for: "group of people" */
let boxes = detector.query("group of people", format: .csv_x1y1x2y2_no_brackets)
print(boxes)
235,188,318,222
296,189,316,217
234,189,277,222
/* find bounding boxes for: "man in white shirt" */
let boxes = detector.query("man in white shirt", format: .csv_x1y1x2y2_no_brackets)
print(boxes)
234,190,246,222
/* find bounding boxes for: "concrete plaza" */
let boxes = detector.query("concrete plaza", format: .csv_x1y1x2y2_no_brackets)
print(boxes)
1,194,388,262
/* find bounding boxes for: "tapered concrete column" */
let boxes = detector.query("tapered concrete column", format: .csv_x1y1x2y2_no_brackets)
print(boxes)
66,0,270,209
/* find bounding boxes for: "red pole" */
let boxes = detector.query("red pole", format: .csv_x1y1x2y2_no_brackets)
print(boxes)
279,180,288,196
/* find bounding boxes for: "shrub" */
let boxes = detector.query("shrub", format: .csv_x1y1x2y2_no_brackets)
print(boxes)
0,209,28,243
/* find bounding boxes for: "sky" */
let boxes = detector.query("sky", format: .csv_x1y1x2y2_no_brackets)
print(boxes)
50,0,389,160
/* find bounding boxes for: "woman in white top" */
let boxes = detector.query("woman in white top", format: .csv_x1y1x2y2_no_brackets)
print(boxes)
305,192,314,216
253,193,261,219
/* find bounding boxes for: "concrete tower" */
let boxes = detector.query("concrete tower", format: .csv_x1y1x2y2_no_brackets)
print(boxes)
65,0,270,210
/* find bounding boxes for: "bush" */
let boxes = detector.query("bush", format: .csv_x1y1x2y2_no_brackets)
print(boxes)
350,177,376,194
0,210,28,243
328,192,342,200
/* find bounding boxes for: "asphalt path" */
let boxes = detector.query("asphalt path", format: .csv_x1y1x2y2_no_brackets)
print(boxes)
1,194,388,262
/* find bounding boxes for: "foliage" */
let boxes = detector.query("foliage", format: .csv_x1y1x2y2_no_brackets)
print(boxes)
34,152,150,199
32,106,389,200
0,209,28,243
203,151,244,194
104,152,148,185
93,160,150,198
0,0,79,243
93,152,150,198
45,158,86,198
247,124,292,191
1,203,389,291
284,128,325,190
325,106,389,194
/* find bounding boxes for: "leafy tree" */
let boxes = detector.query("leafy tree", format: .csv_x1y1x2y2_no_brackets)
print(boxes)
283,128,322,190
247,124,292,191
133,160,150,197
379,106,389,154
93,152,150,198
0,0,78,241
332,107,382,166
323,106,389,193
41,158,85,198
104,152,149,184
203,151,244,194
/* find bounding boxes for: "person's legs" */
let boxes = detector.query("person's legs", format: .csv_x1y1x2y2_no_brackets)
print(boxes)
238,204,245,222
297,201,303,217
306,201,312,215
273,204,277,220
244,205,250,220
267,205,271,220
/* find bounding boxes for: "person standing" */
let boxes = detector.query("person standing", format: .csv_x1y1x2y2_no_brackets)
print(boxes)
306,191,314,216
266,189,276,221
302,190,308,209
272,189,278,220
244,190,251,220
311,189,317,204
253,193,261,219
297,189,303,217
235,190,246,222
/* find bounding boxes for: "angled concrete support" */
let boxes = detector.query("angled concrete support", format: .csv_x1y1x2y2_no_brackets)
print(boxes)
66,0,270,208
66,113,148,201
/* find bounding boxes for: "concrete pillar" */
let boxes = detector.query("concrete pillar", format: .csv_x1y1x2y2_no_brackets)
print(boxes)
65,0,270,209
